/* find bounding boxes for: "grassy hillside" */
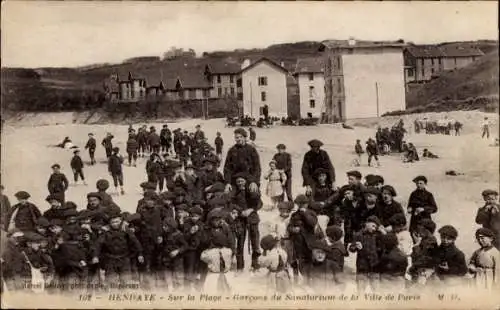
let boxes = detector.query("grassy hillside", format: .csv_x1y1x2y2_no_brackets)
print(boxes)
401,49,499,115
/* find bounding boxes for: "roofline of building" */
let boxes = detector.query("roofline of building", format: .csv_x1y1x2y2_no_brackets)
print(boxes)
239,57,288,74
319,42,406,52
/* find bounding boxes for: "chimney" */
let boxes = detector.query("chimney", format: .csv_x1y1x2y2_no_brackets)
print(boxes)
348,37,356,46
241,59,251,70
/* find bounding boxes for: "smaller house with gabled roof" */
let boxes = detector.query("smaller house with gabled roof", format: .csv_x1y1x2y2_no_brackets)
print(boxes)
293,57,325,118
204,60,241,99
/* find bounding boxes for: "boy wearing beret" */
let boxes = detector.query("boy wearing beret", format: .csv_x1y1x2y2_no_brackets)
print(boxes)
409,224,438,286
101,132,114,159
108,147,125,195
199,158,225,199
307,240,338,292
378,233,408,292
325,225,348,286
126,133,139,167
378,185,405,228
47,164,69,203
6,191,42,233
468,228,500,290
302,139,336,196
273,144,293,202
407,176,438,234
475,189,500,249
84,133,97,165
92,215,144,286
70,150,87,186
183,206,205,290
348,215,383,293
214,132,224,161
258,234,291,293
434,225,467,285
23,232,55,289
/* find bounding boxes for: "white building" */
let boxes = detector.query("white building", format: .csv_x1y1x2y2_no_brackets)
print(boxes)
240,58,288,118
320,39,407,122
294,58,325,118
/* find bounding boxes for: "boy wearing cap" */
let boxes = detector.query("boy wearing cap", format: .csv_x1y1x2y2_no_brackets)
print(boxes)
302,139,336,196
348,215,384,293
468,228,500,290
230,173,263,271
126,133,139,167
148,127,161,155
365,138,380,167
6,191,42,232
409,225,438,286
214,132,224,161
108,147,125,195
23,232,55,288
183,206,206,290
47,164,69,203
434,225,467,285
325,225,347,283
70,150,87,185
258,234,291,293
273,144,293,202
160,124,172,154
199,158,225,198
158,218,187,290
95,179,116,208
475,189,500,249
307,240,337,292
310,168,334,205
378,233,408,292
353,139,364,167
408,176,438,234
84,133,97,165
92,215,144,286
136,127,147,158
379,185,405,228
101,133,114,158
146,153,162,189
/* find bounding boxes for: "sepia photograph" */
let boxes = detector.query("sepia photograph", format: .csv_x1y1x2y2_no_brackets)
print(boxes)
1,1,499,309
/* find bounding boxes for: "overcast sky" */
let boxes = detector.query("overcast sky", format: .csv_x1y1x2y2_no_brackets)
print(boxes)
2,1,498,68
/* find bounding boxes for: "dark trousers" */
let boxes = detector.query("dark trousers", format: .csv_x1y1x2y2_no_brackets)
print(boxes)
50,190,65,203
151,145,160,154
103,257,131,285
105,147,112,158
236,222,261,270
158,175,168,191
368,154,379,165
161,139,171,153
88,148,96,164
138,143,147,155
73,169,85,182
284,172,293,201
183,250,200,285
127,152,138,165
111,172,124,187
482,126,490,139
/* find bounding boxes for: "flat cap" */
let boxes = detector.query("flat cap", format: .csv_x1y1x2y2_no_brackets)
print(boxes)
438,225,458,239
277,201,294,211
23,232,45,243
159,191,177,201
206,182,226,193
294,194,310,204
86,192,102,200
143,191,159,201
140,182,157,190
190,206,204,216
326,225,343,242
36,217,51,228
381,185,397,197
365,215,381,226
475,227,496,239
276,144,286,150
14,191,31,200
413,175,428,184
96,179,110,190
308,139,323,148
482,189,499,197
234,128,248,137
51,163,61,169
388,213,407,227
346,170,362,179
313,168,329,177
260,235,279,251
363,186,381,196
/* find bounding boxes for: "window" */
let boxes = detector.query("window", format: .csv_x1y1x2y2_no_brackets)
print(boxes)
203,89,210,98
309,86,315,97
224,88,228,95
217,75,221,83
189,89,196,99
337,57,341,69
230,75,234,83
178,90,184,99
258,76,268,86
236,78,242,87
308,73,314,81
309,99,316,108
431,58,435,66
237,93,243,100
438,58,442,65
431,68,435,74
408,68,414,77
218,87,222,97
421,67,425,78
259,107,264,116
337,78,341,93
230,87,235,96
261,91,267,102
454,58,457,66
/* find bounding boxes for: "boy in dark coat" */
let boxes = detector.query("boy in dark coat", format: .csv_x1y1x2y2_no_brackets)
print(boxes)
92,215,144,286
407,176,438,233
101,133,114,158
5,191,42,232
339,185,362,246
148,127,161,154
199,157,225,199
310,168,334,204
108,147,125,195
214,132,224,161
95,179,116,208
378,185,405,228
70,150,87,185
158,219,187,290
146,153,162,189
475,189,500,249
160,124,172,154
84,133,97,165
325,225,348,286
126,133,139,167
348,215,383,293
409,225,438,286
230,173,263,271
273,143,293,202
434,225,467,285
47,164,69,203
378,233,408,290
366,138,380,167
354,139,364,167
136,127,147,158
183,206,205,290
223,128,261,194
301,139,336,196
307,240,338,292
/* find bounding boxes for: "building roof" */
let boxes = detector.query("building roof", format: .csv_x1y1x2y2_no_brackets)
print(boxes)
438,44,485,57
294,57,324,75
405,44,485,58
319,39,406,51
205,60,241,74
405,45,445,58
239,57,288,74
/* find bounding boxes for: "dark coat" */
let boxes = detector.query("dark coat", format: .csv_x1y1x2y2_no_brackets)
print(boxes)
85,137,96,150
434,243,468,278
230,187,263,225
148,132,161,146
126,138,139,153
70,155,84,170
204,223,236,252
214,137,224,154
378,200,405,227
301,149,336,186
160,229,187,267
273,152,292,176
408,189,438,231
223,143,261,185
101,136,114,149
48,172,69,194
1,194,12,227
475,204,500,234
378,248,408,277
43,204,76,227
93,227,143,259
5,202,42,232
108,154,123,174
349,230,383,273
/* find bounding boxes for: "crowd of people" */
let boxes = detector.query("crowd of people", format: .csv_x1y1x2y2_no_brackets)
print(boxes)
414,117,463,136
1,123,499,296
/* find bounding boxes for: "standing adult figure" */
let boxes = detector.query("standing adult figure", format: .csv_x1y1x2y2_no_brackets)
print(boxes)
301,139,336,196
223,128,261,194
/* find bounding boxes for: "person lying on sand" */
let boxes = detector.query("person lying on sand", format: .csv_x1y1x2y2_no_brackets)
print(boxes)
53,137,78,149
422,148,439,159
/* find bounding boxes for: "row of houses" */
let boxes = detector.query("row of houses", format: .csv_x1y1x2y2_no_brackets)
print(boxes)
105,41,486,122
